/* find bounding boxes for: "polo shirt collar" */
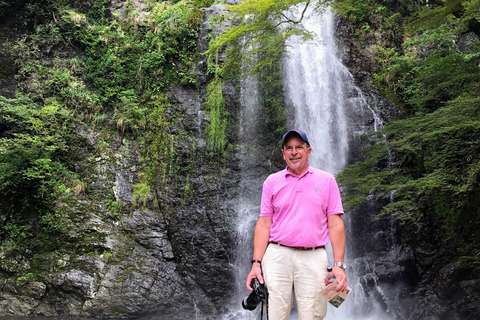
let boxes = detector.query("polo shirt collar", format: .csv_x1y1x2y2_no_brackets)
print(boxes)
284,165,314,178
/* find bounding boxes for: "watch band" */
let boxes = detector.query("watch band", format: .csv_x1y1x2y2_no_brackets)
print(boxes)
334,261,346,269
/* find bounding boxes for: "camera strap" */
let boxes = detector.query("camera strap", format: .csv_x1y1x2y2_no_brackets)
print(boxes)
260,296,269,320
263,281,269,320
260,301,264,320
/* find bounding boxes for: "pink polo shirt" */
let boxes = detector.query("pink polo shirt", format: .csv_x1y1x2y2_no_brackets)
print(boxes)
260,165,344,247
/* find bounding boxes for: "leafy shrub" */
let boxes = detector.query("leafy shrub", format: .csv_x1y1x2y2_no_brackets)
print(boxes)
0,96,78,246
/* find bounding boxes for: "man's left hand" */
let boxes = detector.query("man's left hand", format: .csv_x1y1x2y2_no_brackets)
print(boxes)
332,266,348,292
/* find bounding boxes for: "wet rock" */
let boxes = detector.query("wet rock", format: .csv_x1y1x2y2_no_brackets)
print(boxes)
22,282,46,299
336,16,400,124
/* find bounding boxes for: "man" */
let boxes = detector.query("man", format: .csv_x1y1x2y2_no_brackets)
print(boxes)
246,129,348,320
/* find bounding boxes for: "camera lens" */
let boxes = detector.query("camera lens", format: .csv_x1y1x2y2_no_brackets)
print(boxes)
241,278,267,310
242,296,257,310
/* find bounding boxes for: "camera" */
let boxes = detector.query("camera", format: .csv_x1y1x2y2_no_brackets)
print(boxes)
242,278,268,310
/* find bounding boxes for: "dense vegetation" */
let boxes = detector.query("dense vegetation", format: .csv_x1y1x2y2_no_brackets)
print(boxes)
333,0,480,261
0,0,209,263
0,96,79,251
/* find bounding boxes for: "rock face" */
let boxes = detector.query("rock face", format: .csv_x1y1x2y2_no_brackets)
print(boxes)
349,191,480,320
335,15,399,125
0,2,240,319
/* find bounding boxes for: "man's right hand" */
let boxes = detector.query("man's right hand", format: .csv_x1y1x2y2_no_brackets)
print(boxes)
246,263,263,291
247,216,271,290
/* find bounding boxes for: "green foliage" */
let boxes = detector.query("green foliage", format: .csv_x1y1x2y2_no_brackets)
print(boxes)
3,33,102,118
204,77,227,152
205,0,333,75
405,54,479,113
102,250,113,263
45,65,102,117
374,24,480,115
0,95,77,248
106,193,124,220
63,1,202,104
381,12,401,32
125,0,133,17
86,0,109,25
192,0,215,7
407,0,480,36
115,90,147,134
132,183,151,208
17,272,38,284
338,95,480,231
332,0,370,24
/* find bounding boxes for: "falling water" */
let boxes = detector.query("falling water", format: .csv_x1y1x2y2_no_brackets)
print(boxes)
221,61,264,320
224,6,394,320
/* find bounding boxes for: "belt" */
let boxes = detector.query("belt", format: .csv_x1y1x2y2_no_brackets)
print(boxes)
269,242,325,251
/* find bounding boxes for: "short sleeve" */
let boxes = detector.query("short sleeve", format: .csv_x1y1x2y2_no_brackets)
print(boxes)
260,178,274,217
326,176,344,216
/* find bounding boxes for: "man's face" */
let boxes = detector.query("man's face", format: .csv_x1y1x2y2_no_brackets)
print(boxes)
282,135,311,175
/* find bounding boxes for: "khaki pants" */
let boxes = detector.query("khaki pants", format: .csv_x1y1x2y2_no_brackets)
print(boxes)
262,243,329,320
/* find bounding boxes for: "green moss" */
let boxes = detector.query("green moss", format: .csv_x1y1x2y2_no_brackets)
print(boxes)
132,183,150,208
105,193,125,220
124,0,133,17
110,305,129,314
204,77,227,153
17,272,38,284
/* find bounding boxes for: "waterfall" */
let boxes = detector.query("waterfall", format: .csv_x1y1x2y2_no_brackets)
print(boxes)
224,6,395,320
222,61,265,320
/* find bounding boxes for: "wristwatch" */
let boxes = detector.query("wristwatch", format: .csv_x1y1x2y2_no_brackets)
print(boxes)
334,261,346,270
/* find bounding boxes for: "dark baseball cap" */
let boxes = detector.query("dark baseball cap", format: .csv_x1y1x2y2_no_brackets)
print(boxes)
282,129,310,147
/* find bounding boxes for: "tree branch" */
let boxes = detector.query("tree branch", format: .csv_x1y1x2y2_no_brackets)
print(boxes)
275,1,310,28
